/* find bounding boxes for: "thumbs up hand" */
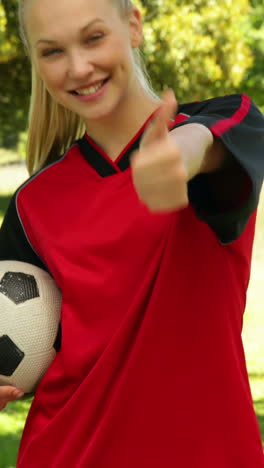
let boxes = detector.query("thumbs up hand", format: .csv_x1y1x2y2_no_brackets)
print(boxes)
131,89,189,213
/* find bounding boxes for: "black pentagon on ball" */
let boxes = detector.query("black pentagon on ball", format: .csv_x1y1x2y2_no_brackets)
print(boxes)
0,335,25,376
0,271,40,305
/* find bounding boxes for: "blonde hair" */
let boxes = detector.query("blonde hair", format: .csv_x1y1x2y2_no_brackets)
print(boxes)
18,0,157,174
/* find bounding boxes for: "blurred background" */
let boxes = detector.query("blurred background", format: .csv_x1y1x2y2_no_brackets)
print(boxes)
0,0,263,466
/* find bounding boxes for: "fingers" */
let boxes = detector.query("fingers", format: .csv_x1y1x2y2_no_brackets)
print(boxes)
0,386,24,409
141,88,178,149
158,88,178,132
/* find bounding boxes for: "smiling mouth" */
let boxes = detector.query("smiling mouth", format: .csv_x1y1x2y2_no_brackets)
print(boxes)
70,78,109,96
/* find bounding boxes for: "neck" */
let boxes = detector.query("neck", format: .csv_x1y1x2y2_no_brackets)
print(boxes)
84,85,160,161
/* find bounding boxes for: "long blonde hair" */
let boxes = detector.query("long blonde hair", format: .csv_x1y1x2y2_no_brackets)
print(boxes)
18,0,157,174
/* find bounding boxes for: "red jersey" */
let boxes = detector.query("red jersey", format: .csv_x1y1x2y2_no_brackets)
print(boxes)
0,95,264,467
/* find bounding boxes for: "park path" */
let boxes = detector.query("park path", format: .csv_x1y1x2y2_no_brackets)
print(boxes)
0,163,28,194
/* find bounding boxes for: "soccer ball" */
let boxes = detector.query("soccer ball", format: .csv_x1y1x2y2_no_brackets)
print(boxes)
0,261,61,393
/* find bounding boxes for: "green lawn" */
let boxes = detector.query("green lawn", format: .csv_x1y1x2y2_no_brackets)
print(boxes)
0,399,31,468
0,157,263,468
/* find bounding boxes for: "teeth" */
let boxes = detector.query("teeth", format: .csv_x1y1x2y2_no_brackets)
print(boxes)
76,81,104,96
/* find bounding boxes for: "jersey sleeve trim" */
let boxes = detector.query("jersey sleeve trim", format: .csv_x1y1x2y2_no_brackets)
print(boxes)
210,94,251,137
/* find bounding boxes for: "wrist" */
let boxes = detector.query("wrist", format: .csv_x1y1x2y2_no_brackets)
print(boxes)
170,123,214,180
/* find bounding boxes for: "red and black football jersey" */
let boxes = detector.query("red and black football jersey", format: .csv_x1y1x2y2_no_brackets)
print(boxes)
1,94,264,467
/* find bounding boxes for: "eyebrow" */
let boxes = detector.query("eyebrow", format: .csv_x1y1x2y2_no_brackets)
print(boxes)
36,18,104,45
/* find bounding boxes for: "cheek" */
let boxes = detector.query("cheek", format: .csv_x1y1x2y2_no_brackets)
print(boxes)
102,36,132,71
38,63,65,90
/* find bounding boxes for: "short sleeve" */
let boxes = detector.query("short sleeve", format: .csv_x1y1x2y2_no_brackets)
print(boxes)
176,94,264,243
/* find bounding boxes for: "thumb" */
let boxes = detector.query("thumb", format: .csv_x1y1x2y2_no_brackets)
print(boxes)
141,88,178,149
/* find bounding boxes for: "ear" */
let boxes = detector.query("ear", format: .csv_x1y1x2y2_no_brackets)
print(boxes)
129,8,143,48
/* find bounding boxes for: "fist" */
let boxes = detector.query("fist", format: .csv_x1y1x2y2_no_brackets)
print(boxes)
131,89,188,213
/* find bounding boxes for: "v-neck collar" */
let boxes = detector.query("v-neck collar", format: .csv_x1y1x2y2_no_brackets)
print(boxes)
77,111,189,178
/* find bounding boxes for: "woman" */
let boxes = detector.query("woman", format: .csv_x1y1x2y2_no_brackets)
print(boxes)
0,0,264,466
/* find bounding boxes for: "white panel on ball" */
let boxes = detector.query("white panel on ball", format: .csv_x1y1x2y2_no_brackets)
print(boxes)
0,261,61,393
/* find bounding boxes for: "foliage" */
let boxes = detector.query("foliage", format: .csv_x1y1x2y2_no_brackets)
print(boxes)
0,3,16,62
0,1,30,148
0,56,31,148
238,0,264,109
138,0,253,101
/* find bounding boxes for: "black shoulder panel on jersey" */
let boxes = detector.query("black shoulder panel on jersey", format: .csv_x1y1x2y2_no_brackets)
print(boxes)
0,189,48,271
175,94,264,243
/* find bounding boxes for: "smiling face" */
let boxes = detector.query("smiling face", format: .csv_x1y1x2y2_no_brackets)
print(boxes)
24,0,143,123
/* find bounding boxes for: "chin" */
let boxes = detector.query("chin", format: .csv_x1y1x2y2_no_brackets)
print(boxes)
82,102,120,123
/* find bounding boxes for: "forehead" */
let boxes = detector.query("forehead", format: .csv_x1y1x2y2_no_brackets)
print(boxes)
25,0,118,41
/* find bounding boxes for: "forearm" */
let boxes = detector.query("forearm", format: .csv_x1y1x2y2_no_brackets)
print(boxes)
170,123,231,180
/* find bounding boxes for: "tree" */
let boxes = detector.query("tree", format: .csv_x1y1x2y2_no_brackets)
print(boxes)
139,0,253,101
0,1,30,148
238,0,264,109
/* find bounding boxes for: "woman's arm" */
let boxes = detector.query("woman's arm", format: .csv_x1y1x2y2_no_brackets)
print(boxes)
132,92,264,243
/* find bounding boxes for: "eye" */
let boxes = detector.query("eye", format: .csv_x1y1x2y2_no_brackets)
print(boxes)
42,48,63,58
87,33,104,43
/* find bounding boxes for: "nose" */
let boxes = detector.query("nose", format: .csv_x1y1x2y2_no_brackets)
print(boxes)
67,49,95,81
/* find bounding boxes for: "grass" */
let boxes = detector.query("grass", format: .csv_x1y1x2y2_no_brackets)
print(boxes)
0,151,263,467
0,400,32,468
